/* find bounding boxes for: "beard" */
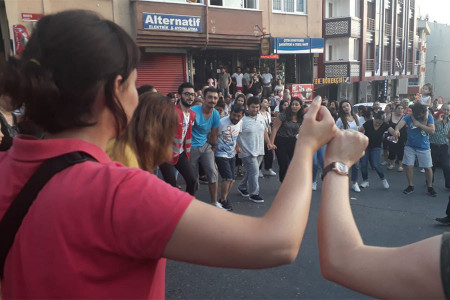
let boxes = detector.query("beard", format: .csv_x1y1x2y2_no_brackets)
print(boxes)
181,98,193,107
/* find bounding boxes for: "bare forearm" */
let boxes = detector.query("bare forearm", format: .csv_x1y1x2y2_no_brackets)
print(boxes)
261,145,315,258
318,172,364,278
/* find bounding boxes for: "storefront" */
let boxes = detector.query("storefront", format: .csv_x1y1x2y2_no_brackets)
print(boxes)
134,1,262,93
273,37,324,85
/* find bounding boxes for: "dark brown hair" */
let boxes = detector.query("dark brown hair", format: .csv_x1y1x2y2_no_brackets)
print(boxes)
113,92,178,172
338,100,359,129
0,10,140,134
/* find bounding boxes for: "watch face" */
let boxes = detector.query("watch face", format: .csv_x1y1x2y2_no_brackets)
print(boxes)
335,162,348,174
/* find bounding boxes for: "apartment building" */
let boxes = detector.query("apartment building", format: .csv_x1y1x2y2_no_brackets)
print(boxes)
0,0,323,95
406,18,430,98
318,0,418,103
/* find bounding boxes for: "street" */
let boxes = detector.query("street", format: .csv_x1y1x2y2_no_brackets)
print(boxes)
166,163,449,299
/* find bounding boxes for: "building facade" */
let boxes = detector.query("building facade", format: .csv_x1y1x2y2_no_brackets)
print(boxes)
406,18,430,97
0,0,323,96
424,22,450,103
318,0,418,103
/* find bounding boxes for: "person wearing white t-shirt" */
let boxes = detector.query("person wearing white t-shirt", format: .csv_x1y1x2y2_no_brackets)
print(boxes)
215,104,245,210
237,97,276,203
261,67,273,98
232,67,244,93
335,100,365,192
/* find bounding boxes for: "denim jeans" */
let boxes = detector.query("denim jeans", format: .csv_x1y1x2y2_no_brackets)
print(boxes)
239,155,263,195
313,145,326,182
351,162,360,183
361,147,385,181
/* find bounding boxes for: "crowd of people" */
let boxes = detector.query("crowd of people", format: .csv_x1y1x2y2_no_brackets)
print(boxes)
1,9,450,299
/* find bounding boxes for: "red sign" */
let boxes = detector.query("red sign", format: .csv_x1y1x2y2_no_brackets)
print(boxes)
288,84,314,101
13,25,30,55
22,13,43,21
260,54,279,59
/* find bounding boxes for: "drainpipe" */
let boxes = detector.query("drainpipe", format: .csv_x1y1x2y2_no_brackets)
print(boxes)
205,0,209,49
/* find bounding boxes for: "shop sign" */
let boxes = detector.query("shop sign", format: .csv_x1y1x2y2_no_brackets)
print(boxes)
313,77,348,84
21,13,43,22
13,24,29,55
260,38,271,56
260,54,279,59
274,38,310,54
143,13,201,32
310,38,324,54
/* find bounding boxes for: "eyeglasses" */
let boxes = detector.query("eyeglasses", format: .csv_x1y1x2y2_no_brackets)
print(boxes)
182,92,195,97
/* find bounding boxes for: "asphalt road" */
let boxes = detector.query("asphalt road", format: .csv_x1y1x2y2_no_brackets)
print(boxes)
165,163,449,299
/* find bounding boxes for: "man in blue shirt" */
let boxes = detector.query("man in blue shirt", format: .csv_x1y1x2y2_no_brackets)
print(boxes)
190,87,222,208
395,103,437,196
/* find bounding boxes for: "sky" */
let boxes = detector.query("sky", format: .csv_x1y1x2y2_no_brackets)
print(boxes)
416,0,450,25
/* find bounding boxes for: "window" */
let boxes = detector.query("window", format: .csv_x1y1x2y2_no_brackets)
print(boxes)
273,0,306,13
328,45,333,61
165,0,205,3
209,0,257,9
328,3,333,18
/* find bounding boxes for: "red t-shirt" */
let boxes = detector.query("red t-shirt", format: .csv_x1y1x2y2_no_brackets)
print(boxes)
0,136,193,299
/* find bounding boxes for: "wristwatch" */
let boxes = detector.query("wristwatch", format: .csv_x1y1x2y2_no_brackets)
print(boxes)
321,162,349,180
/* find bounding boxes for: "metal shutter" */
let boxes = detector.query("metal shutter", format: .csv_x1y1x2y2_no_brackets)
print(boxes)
136,53,187,96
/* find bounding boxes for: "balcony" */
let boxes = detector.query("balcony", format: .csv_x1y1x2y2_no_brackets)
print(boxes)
385,23,392,36
367,18,375,32
324,17,361,39
366,59,375,71
409,31,414,41
407,62,415,74
397,27,403,39
324,61,361,78
383,60,392,74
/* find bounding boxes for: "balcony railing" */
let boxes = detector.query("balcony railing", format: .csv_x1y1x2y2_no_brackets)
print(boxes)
407,62,414,73
397,27,403,39
367,18,375,32
324,17,361,38
409,31,414,41
383,60,392,73
385,23,392,35
324,61,361,78
366,59,375,71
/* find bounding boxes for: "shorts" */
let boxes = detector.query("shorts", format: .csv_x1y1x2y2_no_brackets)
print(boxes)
215,156,236,181
402,146,433,168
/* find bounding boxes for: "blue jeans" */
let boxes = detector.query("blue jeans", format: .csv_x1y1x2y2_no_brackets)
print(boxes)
361,147,385,181
351,162,360,183
238,155,263,195
313,145,326,182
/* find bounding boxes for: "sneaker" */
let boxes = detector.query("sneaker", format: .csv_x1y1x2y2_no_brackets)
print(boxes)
312,181,317,191
238,187,250,197
387,164,394,170
249,194,264,203
199,175,208,184
436,216,450,225
381,161,388,166
360,181,370,188
259,170,264,178
403,186,414,194
381,179,389,189
427,187,437,197
420,168,425,173
219,199,233,211
352,183,361,192
397,167,404,172
265,169,277,176
214,202,225,209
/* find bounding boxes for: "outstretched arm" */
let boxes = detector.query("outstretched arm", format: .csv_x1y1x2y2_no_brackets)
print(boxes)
318,130,444,299
163,96,338,269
